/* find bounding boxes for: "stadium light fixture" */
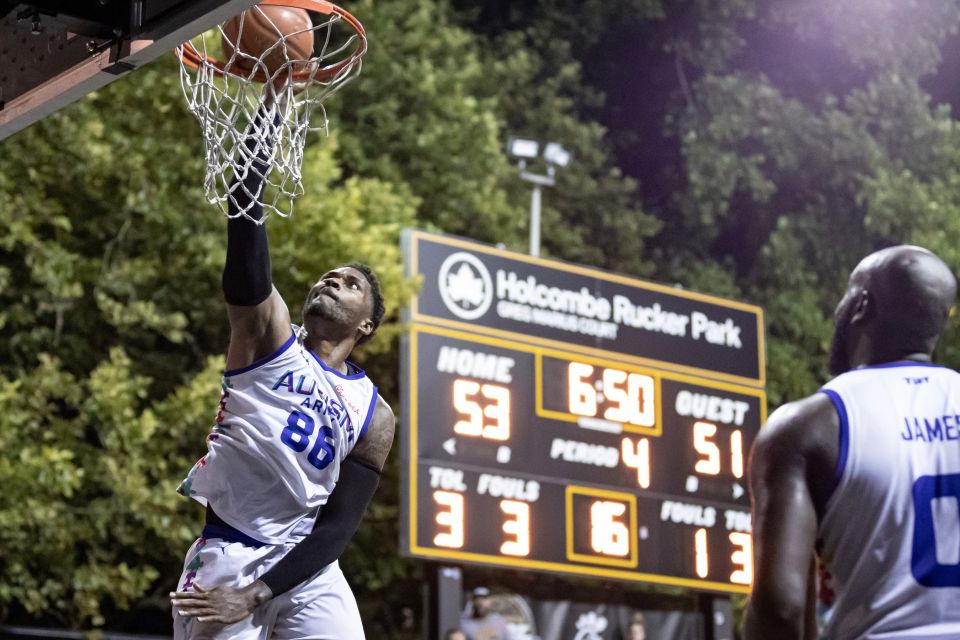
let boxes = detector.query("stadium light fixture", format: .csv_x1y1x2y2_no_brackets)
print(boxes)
507,137,574,257
543,142,572,168
507,137,540,159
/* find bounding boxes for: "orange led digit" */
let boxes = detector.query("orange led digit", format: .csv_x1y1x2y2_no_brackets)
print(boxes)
480,384,511,441
500,500,530,557
621,436,651,488
452,379,483,437
602,368,629,423
693,421,721,475
568,362,597,417
627,373,656,427
590,500,630,557
730,429,744,479
694,528,709,578
433,490,465,548
729,532,753,585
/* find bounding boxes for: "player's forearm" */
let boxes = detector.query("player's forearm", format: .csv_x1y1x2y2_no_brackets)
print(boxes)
258,457,380,596
222,215,273,305
260,520,356,596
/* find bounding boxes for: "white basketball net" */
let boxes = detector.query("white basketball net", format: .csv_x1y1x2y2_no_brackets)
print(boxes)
175,4,365,220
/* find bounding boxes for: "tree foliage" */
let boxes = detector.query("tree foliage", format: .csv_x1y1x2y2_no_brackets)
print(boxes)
655,0,960,403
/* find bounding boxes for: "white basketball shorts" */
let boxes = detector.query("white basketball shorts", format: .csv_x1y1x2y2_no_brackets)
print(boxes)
172,535,365,639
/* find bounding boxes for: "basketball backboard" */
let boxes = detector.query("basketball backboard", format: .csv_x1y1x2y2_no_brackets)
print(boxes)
0,0,259,141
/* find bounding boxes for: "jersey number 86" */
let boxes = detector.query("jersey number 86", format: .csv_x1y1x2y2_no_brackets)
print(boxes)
280,410,336,470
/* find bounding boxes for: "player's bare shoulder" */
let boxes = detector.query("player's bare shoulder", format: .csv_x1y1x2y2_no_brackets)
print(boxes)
751,392,840,513
757,394,837,451
350,395,396,471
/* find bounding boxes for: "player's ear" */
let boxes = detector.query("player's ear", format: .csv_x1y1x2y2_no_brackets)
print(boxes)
850,289,872,325
358,317,374,338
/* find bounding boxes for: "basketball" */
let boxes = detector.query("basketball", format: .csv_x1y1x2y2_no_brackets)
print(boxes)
222,4,315,77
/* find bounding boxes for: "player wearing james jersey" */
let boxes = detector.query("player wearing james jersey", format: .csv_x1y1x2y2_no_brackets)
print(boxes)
744,245,960,640
168,99,395,639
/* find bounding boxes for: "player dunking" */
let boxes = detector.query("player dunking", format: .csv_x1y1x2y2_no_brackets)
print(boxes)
169,95,395,638
744,245,960,639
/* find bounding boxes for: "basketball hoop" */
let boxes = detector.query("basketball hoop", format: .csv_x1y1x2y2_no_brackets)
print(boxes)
175,0,367,220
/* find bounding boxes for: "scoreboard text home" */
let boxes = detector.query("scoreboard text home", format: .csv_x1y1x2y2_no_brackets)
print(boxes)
399,230,766,594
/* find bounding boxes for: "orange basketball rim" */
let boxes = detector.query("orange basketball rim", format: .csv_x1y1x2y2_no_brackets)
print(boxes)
177,0,366,84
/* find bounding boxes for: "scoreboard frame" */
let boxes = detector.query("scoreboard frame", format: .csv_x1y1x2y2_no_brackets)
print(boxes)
400,230,767,595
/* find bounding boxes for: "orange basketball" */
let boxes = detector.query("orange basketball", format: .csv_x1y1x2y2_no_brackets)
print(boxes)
222,4,314,77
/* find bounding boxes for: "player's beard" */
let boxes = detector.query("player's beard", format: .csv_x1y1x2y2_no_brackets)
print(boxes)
303,294,349,325
827,302,856,377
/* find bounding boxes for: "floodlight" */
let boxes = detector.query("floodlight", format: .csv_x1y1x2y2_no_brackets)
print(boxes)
543,142,572,168
507,135,573,258
508,137,539,159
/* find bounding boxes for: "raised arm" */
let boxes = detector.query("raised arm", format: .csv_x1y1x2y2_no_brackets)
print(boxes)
172,397,396,622
222,106,292,371
743,395,836,640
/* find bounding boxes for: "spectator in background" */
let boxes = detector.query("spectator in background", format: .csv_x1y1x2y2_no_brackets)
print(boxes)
627,612,646,640
445,630,468,640
460,587,510,640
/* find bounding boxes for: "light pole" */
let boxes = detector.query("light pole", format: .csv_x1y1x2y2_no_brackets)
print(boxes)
507,138,572,257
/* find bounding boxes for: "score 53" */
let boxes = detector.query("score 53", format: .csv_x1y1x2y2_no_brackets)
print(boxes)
452,379,511,441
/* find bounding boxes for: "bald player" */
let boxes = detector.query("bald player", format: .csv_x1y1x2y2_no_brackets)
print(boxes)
744,245,960,639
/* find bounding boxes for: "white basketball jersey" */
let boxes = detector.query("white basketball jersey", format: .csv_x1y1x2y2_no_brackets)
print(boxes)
179,329,378,544
818,362,960,639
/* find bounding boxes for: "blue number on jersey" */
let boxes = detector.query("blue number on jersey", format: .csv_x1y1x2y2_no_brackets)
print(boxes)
911,473,960,587
281,410,336,470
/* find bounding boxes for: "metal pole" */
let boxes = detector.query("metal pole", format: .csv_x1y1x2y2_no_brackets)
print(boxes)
529,183,542,257
426,564,463,640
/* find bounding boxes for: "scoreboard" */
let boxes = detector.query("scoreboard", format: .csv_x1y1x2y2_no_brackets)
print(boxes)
400,230,766,594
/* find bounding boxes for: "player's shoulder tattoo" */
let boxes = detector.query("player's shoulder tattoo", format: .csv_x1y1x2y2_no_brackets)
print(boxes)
351,395,395,470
